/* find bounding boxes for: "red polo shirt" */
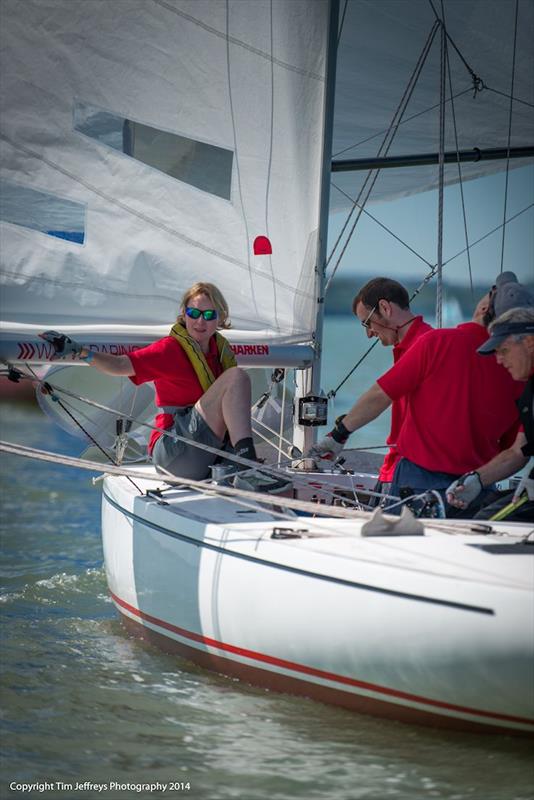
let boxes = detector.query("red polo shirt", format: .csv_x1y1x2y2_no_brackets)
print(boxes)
378,315,433,482
129,335,223,452
377,322,523,475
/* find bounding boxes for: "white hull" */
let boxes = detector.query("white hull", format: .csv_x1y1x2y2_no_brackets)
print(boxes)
102,468,534,736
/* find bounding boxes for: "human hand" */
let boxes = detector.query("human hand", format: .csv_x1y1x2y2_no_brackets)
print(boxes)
446,472,483,509
306,434,345,464
39,330,83,360
512,475,534,503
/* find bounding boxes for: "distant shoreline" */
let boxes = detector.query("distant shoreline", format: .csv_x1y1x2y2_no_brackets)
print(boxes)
325,275,534,319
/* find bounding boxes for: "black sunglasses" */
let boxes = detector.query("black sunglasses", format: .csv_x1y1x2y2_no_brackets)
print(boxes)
185,307,218,321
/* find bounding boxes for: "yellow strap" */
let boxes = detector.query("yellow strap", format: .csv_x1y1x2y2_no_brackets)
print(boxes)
168,323,237,392
489,493,528,521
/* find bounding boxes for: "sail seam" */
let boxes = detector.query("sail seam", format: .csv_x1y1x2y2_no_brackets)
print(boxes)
152,0,325,81
0,135,315,303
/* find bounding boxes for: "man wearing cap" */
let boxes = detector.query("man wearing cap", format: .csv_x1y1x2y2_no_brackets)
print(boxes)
446,306,534,521
307,272,531,515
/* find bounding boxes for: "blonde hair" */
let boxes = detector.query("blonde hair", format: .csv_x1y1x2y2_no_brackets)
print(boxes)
177,282,231,329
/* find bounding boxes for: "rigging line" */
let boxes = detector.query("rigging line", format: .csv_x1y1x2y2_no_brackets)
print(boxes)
325,21,441,290
154,464,309,522
435,12,447,329
3,438,526,570
278,369,288,466
331,86,472,159
0,440,373,521
337,0,350,45
330,182,434,268
25,373,339,496
327,19,440,270
443,202,534,270
329,17,441,254
500,0,520,275
445,37,475,301
426,0,482,88
483,85,534,110
254,419,287,450
17,374,367,513
40,382,144,494
327,339,379,399
330,188,533,298
325,263,444,397
252,423,289,461
326,261,438,395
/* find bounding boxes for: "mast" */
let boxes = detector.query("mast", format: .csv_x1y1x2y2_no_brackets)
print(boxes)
294,0,339,455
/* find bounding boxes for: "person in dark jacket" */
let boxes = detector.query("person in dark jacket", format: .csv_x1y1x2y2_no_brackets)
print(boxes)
447,306,534,522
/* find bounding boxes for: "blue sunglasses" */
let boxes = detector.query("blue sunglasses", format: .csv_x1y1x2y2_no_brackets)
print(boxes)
185,306,218,321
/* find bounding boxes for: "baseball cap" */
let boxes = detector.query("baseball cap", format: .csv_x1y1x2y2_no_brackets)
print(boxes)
492,271,534,317
478,320,534,354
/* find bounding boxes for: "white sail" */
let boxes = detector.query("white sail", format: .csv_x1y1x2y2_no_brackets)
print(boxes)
0,0,329,342
1,0,532,360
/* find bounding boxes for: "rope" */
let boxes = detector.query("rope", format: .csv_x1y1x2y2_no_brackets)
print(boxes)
2,440,529,583
0,439,373,521
322,199,533,397
325,20,441,292
500,0,519,274
331,86,473,160
445,37,474,301
327,340,378,399
427,0,484,94
337,0,349,46
443,203,534,269
435,14,447,328
484,85,534,110
41,379,145,493
330,182,434,268
7,371,377,511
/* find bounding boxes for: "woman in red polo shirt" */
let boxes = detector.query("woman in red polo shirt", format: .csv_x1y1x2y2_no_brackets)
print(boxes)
40,282,288,493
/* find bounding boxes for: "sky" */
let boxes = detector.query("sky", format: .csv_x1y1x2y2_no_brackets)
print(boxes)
327,164,533,289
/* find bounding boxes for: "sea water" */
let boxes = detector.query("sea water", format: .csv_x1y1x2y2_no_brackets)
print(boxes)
1,316,533,800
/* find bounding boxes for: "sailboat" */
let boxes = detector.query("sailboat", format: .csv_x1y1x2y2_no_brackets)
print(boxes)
1,0,533,735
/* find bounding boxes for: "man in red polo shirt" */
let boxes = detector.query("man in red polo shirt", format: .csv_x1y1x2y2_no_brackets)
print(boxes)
351,277,432,497
308,272,531,515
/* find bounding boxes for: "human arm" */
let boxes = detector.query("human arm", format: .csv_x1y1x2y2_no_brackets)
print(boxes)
39,330,135,376
306,383,391,461
446,431,529,508
78,347,135,376
343,382,392,433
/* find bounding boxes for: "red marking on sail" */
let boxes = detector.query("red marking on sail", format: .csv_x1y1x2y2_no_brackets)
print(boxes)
253,236,272,255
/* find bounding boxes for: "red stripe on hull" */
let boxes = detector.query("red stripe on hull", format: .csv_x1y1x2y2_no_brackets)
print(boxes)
110,594,533,736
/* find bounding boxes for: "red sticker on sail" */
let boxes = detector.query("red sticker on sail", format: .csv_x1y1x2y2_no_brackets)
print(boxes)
253,236,272,255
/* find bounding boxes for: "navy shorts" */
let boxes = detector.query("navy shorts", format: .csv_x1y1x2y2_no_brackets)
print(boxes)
152,406,223,480
389,457,496,517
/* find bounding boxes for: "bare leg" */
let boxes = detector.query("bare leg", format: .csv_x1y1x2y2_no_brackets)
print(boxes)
195,367,252,444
